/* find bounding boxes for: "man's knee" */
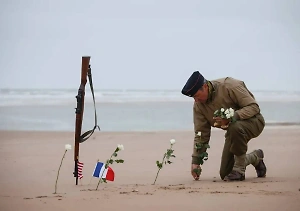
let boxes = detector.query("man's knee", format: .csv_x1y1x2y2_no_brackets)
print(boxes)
219,165,234,179
219,170,227,180
228,114,265,140
227,122,244,137
219,156,234,180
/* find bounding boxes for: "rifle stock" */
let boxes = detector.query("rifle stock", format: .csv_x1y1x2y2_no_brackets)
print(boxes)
74,56,90,185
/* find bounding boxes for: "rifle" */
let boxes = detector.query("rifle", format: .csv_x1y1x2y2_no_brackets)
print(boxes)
73,56,100,185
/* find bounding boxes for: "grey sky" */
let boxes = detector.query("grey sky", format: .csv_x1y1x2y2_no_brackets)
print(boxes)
0,0,299,91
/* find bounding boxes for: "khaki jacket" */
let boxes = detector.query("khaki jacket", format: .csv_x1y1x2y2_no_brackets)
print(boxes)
192,77,261,161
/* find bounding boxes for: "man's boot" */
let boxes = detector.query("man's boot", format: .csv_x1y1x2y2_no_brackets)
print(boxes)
225,154,246,181
245,149,267,177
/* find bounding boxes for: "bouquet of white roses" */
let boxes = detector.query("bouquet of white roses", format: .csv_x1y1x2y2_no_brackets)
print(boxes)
213,107,235,128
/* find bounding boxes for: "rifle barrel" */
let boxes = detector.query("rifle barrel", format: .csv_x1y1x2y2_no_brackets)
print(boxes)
74,56,90,185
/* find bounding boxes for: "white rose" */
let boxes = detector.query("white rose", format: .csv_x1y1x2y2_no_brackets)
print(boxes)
197,132,201,136
226,113,231,119
117,144,124,151
221,108,225,112
170,139,176,145
65,144,72,150
225,109,229,115
229,108,234,116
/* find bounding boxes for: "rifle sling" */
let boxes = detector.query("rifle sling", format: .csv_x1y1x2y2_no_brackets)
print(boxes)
79,66,100,143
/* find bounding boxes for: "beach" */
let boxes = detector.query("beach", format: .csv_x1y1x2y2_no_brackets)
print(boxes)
1,127,300,211
1,0,300,210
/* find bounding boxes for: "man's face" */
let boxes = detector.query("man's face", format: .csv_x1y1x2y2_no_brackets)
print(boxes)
193,84,209,103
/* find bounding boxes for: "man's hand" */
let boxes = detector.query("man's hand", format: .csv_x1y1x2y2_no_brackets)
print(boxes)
213,116,230,130
191,164,201,180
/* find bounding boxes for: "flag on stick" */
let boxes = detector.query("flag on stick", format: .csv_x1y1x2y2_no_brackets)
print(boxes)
78,161,84,179
92,162,114,181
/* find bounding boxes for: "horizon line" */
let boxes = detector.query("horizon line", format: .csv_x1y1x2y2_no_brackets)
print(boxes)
0,87,300,93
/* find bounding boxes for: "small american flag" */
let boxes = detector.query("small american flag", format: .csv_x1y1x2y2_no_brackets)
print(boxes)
78,161,84,179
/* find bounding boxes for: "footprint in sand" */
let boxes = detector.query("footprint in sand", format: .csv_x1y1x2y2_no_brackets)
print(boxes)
36,196,48,198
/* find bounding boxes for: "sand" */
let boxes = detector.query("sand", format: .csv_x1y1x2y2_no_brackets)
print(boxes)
1,127,300,211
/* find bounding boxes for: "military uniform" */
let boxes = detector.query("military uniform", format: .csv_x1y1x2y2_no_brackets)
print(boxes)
181,71,266,181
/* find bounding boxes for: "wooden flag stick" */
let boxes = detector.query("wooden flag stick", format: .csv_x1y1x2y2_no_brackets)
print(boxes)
74,56,90,185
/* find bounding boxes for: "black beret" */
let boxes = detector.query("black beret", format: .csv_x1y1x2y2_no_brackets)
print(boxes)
181,71,205,97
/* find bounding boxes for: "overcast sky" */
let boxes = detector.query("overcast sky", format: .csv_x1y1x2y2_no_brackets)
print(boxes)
0,0,299,91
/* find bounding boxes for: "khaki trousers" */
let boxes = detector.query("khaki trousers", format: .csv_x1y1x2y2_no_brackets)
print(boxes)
219,113,265,179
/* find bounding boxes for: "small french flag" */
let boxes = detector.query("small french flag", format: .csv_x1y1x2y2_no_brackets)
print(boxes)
92,162,115,181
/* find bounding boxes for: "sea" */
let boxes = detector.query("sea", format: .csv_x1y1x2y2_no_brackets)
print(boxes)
1,88,300,132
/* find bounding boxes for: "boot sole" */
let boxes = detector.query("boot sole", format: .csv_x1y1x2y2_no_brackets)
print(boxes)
224,175,245,181
255,149,267,177
223,172,245,181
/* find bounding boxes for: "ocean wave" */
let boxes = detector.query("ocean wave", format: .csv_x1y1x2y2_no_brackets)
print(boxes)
1,88,300,106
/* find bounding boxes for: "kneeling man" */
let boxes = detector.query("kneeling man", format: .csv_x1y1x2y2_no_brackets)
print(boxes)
181,71,267,181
